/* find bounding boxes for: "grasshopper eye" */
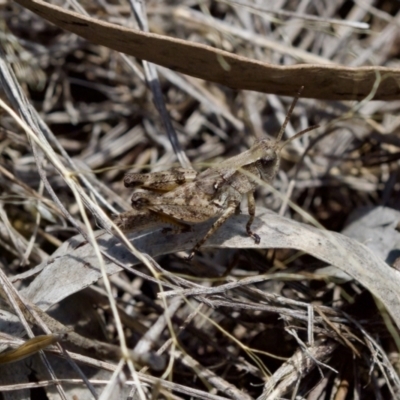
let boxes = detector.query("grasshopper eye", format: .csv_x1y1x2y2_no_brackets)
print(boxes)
260,158,275,167
131,193,151,210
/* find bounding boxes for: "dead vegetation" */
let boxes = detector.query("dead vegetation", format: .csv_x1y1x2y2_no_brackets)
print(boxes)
1,0,400,399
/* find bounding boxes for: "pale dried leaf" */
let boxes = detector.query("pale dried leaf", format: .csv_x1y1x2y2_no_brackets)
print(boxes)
21,208,400,330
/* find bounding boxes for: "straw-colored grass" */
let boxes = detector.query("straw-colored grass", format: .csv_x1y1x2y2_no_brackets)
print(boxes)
1,1,400,399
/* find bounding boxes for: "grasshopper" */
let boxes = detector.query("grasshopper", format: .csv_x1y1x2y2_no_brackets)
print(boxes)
115,88,317,259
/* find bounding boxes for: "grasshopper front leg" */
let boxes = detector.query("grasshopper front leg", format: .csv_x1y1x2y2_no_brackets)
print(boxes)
246,191,260,244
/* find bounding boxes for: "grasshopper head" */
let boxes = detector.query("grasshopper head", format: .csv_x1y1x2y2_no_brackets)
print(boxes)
253,139,281,182
254,124,318,183
251,87,318,183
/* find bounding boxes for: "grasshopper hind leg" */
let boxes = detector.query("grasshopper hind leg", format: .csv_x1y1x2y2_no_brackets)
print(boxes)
114,208,191,233
188,199,239,260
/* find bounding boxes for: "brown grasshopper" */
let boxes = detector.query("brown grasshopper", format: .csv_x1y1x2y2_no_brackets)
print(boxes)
115,89,317,259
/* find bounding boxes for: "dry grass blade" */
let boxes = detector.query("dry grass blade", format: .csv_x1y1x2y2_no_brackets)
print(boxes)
258,340,338,400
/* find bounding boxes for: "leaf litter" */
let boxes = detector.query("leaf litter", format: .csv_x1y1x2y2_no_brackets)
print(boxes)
1,1,400,399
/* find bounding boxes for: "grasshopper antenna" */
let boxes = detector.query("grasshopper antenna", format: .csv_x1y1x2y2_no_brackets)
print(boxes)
275,86,319,150
276,86,304,143
279,124,319,151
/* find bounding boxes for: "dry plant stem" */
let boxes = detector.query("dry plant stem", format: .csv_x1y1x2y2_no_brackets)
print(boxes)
140,287,263,378
134,293,255,398
258,340,338,400
176,296,272,377
286,328,337,374
38,107,120,219
0,269,68,399
132,297,181,370
21,179,44,264
0,70,133,376
315,307,359,356
176,7,335,65
148,301,205,374
174,349,254,400
157,66,244,130
129,0,191,170
140,257,264,379
0,201,25,254
307,304,314,346
0,98,162,388
0,165,60,216
0,203,45,265
221,0,369,29
13,0,400,100
160,272,318,300
60,350,232,400
0,295,161,371
0,278,98,396
67,183,146,400
342,311,400,396
98,359,125,400
0,365,231,400
0,39,173,320
0,49,84,232
0,335,98,398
